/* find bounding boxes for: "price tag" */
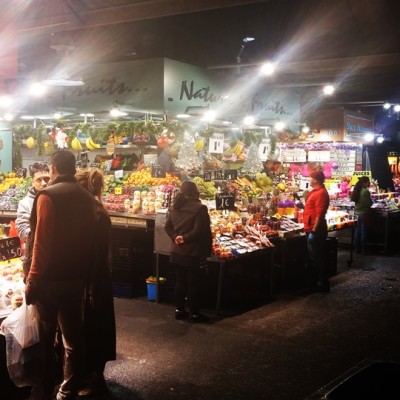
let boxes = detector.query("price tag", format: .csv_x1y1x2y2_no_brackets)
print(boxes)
208,133,224,154
224,169,238,180
115,170,124,179
0,237,22,261
203,171,212,182
258,141,271,161
215,193,235,210
308,151,330,162
114,187,122,195
213,169,223,180
90,162,101,169
75,160,82,168
151,164,166,178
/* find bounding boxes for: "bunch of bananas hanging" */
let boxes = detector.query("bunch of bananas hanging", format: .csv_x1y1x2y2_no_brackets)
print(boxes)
70,137,83,152
85,136,101,151
194,137,205,152
231,140,245,156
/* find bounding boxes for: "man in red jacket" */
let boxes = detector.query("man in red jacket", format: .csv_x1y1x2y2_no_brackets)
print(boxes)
303,170,330,292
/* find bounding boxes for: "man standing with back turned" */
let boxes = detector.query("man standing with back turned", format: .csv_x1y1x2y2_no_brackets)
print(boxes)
25,150,97,400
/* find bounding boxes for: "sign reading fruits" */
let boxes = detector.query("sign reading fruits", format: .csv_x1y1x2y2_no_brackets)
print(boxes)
0,237,22,261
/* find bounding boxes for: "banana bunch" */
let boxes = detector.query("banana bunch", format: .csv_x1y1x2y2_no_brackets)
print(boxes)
232,140,245,156
26,136,36,149
85,136,101,151
194,137,205,152
71,137,83,152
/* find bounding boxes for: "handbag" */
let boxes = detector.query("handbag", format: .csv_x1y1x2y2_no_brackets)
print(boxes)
0,302,42,387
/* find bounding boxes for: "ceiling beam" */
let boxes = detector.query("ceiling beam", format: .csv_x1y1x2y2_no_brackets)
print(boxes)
16,0,270,34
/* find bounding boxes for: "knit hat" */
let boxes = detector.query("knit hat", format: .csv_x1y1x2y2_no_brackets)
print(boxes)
310,170,325,183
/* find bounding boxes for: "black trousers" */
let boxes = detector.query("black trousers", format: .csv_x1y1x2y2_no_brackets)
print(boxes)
173,263,202,315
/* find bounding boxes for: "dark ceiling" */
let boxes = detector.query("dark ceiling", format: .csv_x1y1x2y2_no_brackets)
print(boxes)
4,0,400,118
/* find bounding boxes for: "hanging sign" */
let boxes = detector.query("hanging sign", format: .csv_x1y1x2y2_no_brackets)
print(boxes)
208,133,224,154
258,139,271,161
215,193,235,210
203,171,212,182
213,169,223,180
350,171,372,186
224,169,238,180
281,148,307,162
308,150,331,162
0,237,22,261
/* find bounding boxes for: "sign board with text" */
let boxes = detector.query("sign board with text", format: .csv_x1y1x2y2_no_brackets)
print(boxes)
0,237,22,261
215,193,235,210
350,170,372,186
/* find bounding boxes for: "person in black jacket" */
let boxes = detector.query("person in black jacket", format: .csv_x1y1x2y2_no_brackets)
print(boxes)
165,181,212,323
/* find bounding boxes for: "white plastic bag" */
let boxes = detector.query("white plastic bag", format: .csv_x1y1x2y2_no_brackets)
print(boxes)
1,302,40,348
0,303,42,387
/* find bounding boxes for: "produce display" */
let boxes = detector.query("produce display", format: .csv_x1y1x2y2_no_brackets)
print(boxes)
0,258,25,315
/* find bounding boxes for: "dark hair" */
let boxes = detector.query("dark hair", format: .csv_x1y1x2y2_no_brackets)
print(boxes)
50,150,76,175
173,181,200,210
29,162,49,177
351,176,370,203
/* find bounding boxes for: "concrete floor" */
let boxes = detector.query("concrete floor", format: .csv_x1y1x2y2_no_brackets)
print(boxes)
102,249,400,400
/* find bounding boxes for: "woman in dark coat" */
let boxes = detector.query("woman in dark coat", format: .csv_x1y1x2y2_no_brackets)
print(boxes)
76,169,116,396
165,181,213,323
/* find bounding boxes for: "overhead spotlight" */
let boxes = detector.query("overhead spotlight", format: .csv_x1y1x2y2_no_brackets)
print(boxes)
0,95,13,108
383,102,391,110
301,125,310,134
176,114,190,119
110,108,127,117
54,111,62,119
203,110,216,122
243,115,255,125
323,84,335,95
29,82,47,97
243,36,255,43
4,113,14,121
260,62,275,76
376,135,384,144
274,121,285,131
364,133,374,142
394,104,400,113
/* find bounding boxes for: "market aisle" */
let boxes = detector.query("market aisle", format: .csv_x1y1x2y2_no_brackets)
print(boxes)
102,250,400,400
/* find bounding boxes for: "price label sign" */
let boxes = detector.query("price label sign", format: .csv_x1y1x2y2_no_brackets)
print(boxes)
203,171,212,182
115,170,124,179
308,150,330,162
215,193,235,210
224,169,238,180
0,237,22,261
151,164,166,178
15,168,27,178
258,140,271,161
213,169,223,180
208,133,224,154
90,162,101,169
114,187,122,195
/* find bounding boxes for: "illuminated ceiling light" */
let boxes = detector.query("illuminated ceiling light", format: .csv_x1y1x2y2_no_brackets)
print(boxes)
29,82,47,97
203,110,216,122
393,104,400,113
323,84,335,95
54,111,62,119
80,113,94,117
364,133,374,142
243,36,255,43
222,120,232,125
274,121,285,131
176,114,190,119
0,95,13,108
376,135,384,144
383,102,391,110
20,115,36,120
4,113,14,121
260,62,275,76
110,107,127,117
243,115,255,125
301,125,310,134
43,75,84,87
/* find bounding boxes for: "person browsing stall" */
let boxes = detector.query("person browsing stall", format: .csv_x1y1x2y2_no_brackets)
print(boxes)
165,181,212,323
25,150,97,400
303,170,330,292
